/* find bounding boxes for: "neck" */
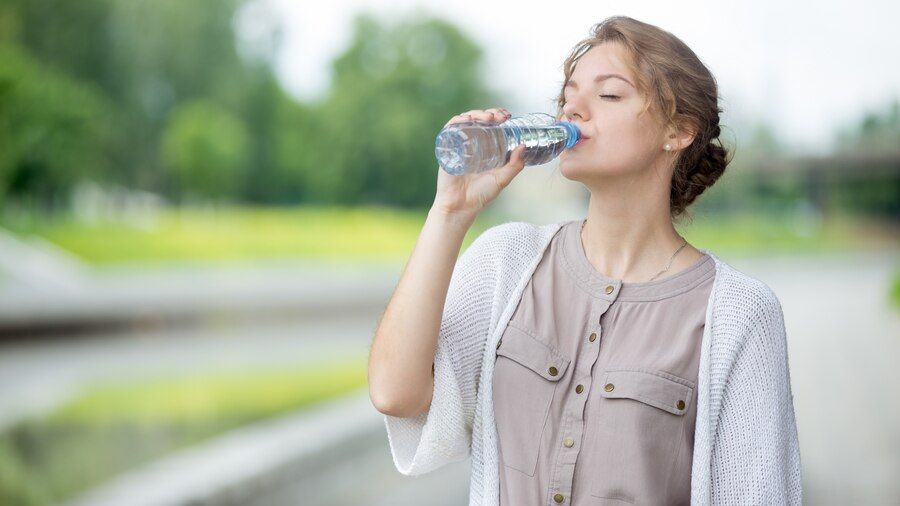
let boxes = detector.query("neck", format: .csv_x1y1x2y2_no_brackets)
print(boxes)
580,180,701,283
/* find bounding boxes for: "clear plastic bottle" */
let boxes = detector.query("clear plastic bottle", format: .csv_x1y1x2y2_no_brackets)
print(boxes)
434,112,581,175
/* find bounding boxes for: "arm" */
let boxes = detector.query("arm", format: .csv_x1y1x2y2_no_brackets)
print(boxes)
368,206,477,418
710,289,803,505
377,220,504,476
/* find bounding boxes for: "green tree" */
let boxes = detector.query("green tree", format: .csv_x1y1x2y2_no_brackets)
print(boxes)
160,100,250,201
832,97,900,217
835,97,900,155
0,44,112,209
300,12,499,208
271,99,324,203
2,0,280,197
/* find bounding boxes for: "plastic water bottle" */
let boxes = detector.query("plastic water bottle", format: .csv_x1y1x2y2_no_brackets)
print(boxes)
434,112,581,175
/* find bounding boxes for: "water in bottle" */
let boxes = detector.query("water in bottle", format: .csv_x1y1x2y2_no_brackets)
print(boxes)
434,112,581,175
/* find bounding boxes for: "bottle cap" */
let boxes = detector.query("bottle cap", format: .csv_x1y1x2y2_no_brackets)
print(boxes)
557,121,581,149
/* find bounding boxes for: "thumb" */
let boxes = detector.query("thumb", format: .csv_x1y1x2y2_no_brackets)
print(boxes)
511,143,527,166
497,144,527,186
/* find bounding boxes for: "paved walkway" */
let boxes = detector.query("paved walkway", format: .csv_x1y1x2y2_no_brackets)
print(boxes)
0,259,403,331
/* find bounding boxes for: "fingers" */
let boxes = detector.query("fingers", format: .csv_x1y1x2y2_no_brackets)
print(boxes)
445,113,473,127
479,108,511,123
445,108,512,127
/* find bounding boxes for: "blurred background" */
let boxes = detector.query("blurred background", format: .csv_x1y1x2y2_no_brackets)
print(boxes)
0,0,897,505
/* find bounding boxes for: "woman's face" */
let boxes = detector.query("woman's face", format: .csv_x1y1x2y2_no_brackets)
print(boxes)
558,43,670,182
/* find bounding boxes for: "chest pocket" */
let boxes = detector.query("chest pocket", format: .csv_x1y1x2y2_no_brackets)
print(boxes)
492,324,569,477
587,367,696,503
600,368,693,414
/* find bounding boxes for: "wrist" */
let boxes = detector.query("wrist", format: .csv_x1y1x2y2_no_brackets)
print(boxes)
428,204,477,232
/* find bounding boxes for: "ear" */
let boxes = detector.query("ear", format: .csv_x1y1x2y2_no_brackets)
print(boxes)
665,120,698,151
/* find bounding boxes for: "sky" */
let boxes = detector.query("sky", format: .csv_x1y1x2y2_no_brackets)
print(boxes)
244,0,899,155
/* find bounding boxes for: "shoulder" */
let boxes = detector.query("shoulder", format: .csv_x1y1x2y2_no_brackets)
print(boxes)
706,253,783,316
463,220,565,265
706,254,787,354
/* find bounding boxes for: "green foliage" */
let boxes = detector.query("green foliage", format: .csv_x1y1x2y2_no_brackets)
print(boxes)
160,100,250,201
2,0,899,215
0,0,279,199
0,1,498,209
299,12,498,208
828,99,900,218
0,356,368,506
0,44,112,209
835,98,900,155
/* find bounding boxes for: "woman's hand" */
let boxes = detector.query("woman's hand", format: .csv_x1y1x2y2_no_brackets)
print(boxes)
432,107,527,221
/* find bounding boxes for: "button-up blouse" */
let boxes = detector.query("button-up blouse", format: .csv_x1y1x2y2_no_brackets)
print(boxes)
491,218,716,506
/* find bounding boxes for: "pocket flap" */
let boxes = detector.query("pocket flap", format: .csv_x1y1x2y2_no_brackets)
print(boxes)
599,368,694,415
495,325,569,382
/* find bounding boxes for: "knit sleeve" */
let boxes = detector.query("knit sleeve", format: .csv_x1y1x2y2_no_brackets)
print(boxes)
382,224,501,476
710,286,803,505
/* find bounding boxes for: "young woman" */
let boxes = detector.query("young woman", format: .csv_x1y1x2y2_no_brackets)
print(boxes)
370,15,802,506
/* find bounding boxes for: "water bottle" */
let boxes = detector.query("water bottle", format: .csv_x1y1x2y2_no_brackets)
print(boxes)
434,112,581,175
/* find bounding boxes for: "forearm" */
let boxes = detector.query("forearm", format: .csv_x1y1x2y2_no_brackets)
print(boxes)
368,205,476,417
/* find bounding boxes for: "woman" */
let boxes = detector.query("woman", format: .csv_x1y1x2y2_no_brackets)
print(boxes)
369,15,802,506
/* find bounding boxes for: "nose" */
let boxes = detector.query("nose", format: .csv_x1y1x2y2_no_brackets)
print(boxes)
562,98,588,123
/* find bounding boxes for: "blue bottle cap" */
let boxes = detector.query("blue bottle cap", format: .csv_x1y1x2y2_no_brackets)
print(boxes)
556,121,581,149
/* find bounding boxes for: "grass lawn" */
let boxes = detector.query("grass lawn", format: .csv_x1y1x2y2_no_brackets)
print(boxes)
0,205,896,266
0,355,368,506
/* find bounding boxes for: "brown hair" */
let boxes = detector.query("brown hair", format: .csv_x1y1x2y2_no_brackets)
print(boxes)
555,16,733,221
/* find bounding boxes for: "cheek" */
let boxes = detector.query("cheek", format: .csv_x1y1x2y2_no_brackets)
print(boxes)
595,116,654,154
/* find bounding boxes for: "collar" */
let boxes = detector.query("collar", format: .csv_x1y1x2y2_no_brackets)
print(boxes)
559,218,716,302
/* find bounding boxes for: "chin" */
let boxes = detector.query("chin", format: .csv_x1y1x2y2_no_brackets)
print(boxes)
558,159,583,181
559,155,607,181
562,152,636,180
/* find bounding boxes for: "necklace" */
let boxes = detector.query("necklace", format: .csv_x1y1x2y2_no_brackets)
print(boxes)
581,219,689,282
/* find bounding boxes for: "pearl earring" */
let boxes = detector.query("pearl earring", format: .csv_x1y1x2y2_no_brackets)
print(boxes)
664,143,672,151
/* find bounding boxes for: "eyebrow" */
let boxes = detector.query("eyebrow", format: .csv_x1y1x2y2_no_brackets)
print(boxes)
565,73,634,89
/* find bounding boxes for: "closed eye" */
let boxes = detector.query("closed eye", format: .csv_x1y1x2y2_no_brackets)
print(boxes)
600,95,620,100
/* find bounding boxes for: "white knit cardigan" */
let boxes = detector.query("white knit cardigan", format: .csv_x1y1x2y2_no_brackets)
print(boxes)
383,220,803,505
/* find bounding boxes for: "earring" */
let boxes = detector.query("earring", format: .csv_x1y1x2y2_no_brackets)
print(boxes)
664,143,672,151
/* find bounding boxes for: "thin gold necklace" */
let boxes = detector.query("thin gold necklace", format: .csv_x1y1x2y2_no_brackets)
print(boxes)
581,219,689,282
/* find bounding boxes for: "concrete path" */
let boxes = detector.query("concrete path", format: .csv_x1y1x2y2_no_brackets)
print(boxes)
0,259,403,332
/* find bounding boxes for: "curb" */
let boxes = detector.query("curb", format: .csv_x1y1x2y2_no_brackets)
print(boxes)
65,388,382,506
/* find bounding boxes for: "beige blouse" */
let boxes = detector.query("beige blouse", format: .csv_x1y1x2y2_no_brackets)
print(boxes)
491,218,716,506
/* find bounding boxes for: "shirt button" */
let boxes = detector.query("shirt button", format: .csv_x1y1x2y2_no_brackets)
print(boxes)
554,493,565,503
589,332,597,342
563,437,574,448
548,366,559,376
604,383,615,392
575,384,584,394
677,399,685,410
605,284,614,294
